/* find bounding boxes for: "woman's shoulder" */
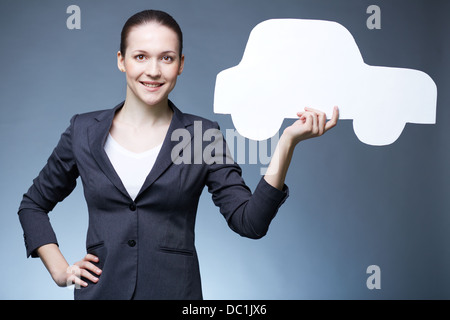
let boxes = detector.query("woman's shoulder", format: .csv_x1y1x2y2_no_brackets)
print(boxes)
70,101,124,126
171,101,219,130
182,112,218,127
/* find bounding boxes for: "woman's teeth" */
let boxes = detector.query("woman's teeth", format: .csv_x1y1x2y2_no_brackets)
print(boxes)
142,82,162,88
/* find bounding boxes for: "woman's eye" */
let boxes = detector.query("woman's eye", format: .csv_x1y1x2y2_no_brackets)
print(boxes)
162,56,173,62
136,55,145,61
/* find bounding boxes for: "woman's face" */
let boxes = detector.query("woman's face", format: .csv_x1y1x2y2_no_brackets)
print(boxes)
117,23,184,107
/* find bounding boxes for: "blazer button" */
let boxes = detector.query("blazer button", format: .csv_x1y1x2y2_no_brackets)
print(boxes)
129,203,136,211
128,240,136,247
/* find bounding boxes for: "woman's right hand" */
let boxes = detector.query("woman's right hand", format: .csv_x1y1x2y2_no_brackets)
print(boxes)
37,243,102,288
64,254,102,288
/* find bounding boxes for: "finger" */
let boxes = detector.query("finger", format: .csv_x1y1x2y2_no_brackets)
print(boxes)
304,112,314,134
304,107,326,117
325,106,339,132
297,111,308,123
74,277,89,288
67,273,88,288
84,254,99,263
79,268,100,283
317,111,326,136
298,108,319,117
75,260,102,275
84,261,102,275
308,111,319,135
66,267,88,287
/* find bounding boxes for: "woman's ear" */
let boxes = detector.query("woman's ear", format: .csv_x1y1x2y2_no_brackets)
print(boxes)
117,51,126,72
178,54,185,75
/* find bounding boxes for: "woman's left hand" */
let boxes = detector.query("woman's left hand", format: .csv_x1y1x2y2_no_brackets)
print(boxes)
264,106,339,190
282,106,339,146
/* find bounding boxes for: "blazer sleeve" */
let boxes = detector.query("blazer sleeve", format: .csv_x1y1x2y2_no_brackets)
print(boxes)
205,123,289,239
18,115,80,257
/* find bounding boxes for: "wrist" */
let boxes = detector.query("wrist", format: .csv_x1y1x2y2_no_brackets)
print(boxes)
278,133,297,154
37,243,71,287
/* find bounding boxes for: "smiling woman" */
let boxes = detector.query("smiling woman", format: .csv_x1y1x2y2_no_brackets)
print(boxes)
116,21,184,114
18,9,338,300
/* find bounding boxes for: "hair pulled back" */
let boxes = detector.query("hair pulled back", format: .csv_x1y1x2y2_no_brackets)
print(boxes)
120,10,183,57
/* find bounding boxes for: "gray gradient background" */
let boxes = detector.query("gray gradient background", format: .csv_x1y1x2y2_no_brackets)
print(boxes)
1,0,449,299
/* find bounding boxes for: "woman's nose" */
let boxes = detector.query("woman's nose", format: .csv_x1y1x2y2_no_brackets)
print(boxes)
145,59,161,78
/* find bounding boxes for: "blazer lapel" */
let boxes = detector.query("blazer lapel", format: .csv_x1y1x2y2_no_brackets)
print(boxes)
136,101,194,199
86,100,195,201
87,101,131,199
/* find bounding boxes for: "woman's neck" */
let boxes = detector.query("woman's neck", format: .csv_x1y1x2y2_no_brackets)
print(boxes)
118,93,173,129
109,92,174,153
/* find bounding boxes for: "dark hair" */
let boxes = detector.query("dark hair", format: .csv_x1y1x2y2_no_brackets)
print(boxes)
120,10,183,57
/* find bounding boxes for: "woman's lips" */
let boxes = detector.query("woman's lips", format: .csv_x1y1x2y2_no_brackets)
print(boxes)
140,81,164,91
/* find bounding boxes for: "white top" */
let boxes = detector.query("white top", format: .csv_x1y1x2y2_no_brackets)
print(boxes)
104,134,162,200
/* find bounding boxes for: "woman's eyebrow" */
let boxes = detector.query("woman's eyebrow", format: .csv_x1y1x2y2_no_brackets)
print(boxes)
130,49,148,54
130,50,177,55
160,50,177,55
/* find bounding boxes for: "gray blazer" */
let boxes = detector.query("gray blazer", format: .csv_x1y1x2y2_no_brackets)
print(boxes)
18,101,289,300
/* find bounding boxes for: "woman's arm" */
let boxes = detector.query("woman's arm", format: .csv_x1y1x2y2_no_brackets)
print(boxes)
18,115,80,258
264,106,339,190
37,243,101,288
205,106,338,239
19,114,101,288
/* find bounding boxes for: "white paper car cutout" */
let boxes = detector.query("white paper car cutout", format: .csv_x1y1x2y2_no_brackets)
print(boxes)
213,19,437,146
